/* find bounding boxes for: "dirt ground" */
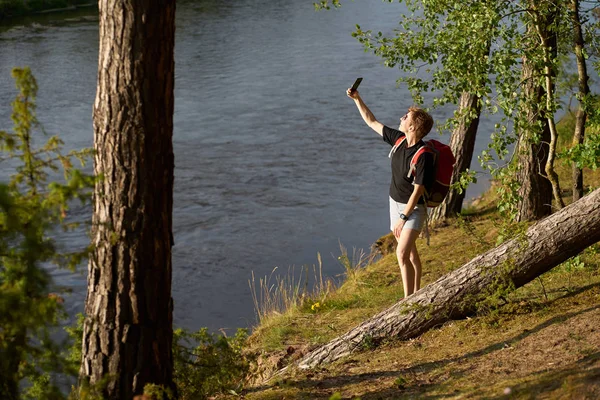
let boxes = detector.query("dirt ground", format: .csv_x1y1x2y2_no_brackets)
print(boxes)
234,284,600,399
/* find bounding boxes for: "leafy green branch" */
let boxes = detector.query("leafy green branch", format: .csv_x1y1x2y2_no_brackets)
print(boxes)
0,67,96,399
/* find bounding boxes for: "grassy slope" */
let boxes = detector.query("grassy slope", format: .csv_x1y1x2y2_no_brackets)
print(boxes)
233,116,600,399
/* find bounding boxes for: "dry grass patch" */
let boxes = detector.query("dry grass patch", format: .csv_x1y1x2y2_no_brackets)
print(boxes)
238,214,600,398
247,215,499,354
235,279,600,400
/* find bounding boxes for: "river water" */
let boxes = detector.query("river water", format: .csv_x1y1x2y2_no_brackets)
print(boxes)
0,0,491,332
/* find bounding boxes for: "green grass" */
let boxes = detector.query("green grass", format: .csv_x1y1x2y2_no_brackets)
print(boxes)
247,214,502,354
236,113,600,399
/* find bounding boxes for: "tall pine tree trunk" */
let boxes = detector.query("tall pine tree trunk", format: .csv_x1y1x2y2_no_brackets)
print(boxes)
515,57,553,222
571,0,590,202
80,0,176,397
430,92,481,223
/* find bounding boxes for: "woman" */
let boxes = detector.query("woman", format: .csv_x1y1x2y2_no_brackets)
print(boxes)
347,88,435,297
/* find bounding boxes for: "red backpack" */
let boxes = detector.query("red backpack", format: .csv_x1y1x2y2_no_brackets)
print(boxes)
391,136,456,207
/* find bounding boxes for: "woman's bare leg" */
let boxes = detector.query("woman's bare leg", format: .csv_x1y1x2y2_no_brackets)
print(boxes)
409,243,422,293
395,228,421,298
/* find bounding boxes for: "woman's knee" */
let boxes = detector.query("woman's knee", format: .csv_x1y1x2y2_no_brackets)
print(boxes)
396,245,411,263
409,248,420,264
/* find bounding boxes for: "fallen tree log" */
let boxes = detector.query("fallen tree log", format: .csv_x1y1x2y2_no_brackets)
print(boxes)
297,188,600,369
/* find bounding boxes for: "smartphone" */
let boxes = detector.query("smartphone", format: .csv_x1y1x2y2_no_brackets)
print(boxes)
350,77,363,92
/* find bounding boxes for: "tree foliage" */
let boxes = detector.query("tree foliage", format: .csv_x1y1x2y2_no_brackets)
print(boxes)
173,328,251,399
0,0,93,21
317,0,600,219
0,67,95,400
564,131,600,170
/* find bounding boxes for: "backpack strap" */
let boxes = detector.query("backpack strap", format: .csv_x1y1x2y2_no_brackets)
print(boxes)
388,136,407,158
407,143,434,178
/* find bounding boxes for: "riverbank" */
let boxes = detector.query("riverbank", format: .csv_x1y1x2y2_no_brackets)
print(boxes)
0,0,95,22
234,116,600,398
241,195,600,398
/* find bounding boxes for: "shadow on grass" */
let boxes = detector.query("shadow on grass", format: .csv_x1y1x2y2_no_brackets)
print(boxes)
356,352,600,400
484,351,600,400
396,303,600,377
247,285,600,399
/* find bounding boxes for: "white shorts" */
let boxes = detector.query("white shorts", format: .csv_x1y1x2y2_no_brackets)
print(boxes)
389,197,426,232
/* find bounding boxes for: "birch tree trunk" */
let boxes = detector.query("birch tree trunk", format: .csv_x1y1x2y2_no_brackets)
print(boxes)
533,2,564,210
515,56,553,222
296,188,600,369
430,92,481,223
80,0,176,397
570,0,590,202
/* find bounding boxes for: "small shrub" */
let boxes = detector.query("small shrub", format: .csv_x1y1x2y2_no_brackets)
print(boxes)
1,67,94,400
143,383,175,400
360,334,377,350
559,255,586,291
394,375,408,389
173,327,251,399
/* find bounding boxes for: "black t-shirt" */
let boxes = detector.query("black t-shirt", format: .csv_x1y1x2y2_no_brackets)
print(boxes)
383,125,435,204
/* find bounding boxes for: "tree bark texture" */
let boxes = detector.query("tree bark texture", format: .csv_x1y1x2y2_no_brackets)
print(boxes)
571,0,590,202
534,4,564,210
515,56,553,222
296,188,600,369
430,92,481,223
81,0,176,398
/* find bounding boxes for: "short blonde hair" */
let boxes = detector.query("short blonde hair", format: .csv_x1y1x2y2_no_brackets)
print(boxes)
408,106,434,138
